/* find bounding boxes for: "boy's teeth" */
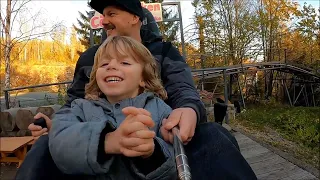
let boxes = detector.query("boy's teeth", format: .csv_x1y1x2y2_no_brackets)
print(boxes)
106,77,122,82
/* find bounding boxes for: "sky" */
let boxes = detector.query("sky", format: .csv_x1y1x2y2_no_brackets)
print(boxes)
34,0,319,28
2,0,319,42
31,0,198,32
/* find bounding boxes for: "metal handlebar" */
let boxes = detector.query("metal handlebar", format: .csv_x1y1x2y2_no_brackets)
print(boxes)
172,127,192,180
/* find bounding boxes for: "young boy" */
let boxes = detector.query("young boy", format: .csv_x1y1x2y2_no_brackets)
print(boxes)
48,36,177,180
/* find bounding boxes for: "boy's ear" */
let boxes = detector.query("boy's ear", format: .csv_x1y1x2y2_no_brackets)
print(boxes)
139,80,145,88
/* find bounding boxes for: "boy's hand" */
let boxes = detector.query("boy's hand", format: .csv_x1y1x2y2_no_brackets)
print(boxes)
104,107,155,158
122,107,155,158
28,113,52,137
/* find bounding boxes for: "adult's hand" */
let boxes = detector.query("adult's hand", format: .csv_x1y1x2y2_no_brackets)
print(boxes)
28,113,52,137
160,107,197,145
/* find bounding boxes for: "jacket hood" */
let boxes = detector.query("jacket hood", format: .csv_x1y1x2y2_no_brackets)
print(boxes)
141,7,163,44
141,28,162,45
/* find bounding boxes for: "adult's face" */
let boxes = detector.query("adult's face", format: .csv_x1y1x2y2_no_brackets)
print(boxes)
102,6,140,37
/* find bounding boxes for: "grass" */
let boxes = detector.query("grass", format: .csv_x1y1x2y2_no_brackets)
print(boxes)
231,104,320,169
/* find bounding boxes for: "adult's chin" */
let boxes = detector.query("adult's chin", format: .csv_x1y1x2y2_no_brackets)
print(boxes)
106,30,118,37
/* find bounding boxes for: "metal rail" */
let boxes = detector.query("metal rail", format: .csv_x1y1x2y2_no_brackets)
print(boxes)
3,81,72,109
191,61,319,79
2,62,319,111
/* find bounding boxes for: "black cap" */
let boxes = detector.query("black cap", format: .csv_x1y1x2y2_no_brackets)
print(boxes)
89,0,144,21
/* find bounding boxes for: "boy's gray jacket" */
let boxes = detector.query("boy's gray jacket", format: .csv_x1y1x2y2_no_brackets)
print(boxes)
49,92,177,180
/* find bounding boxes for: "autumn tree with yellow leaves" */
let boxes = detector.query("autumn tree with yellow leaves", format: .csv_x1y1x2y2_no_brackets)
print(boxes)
189,0,319,101
1,0,319,98
0,0,85,94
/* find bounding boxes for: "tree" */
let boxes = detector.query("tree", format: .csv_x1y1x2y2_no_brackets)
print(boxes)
73,1,181,50
70,27,84,62
190,0,260,67
146,0,180,44
0,0,61,91
292,3,320,66
73,4,102,53
255,0,299,99
256,0,299,62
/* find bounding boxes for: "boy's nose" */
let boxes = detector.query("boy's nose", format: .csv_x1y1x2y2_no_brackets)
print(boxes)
106,60,118,70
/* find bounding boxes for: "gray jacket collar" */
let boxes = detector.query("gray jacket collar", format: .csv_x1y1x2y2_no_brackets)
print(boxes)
92,92,155,114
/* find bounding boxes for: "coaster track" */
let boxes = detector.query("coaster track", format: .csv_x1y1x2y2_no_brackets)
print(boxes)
191,61,319,80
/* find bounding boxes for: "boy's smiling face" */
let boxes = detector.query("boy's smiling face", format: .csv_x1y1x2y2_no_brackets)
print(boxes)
96,42,145,104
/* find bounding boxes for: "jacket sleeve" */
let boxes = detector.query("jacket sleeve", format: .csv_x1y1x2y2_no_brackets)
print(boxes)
129,98,177,180
161,43,207,123
48,99,114,175
129,138,177,180
62,46,99,109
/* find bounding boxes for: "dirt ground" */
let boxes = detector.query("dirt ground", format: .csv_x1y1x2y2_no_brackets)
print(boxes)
0,163,18,180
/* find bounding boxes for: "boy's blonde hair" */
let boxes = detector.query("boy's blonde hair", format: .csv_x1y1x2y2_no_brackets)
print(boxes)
85,36,167,100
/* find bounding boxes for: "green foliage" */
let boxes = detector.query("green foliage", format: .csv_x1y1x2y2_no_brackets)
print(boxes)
191,0,261,66
73,1,180,49
189,0,319,70
44,93,55,104
290,3,320,68
73,5,103,53
274,108,320,149
57,85,68,106
296,3,318,38
237,106,320,149
148,0,180,43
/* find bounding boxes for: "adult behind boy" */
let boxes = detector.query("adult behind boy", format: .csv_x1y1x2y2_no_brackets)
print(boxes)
18,1,257,179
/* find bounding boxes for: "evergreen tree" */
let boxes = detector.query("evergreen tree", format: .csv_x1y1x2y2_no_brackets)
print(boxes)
73,4,103,54
147,0,180,43
73,1,181,52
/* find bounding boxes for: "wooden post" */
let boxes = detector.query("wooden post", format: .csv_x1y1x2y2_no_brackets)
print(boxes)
16,107,38,130
36,104,61,118
0,108,19,132
223,70,229,124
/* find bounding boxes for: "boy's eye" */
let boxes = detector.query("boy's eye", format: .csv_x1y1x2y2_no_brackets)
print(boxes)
101,63,109,67
121,62,131,65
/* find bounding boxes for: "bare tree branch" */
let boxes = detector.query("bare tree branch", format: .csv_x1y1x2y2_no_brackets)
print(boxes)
11,23,61,45
11,3,41,37
10,0,19,13
11,31,51,46
15,10,42,36
11,0,31,12
2,0,64,91
0,2,5,30
10,0,32,33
